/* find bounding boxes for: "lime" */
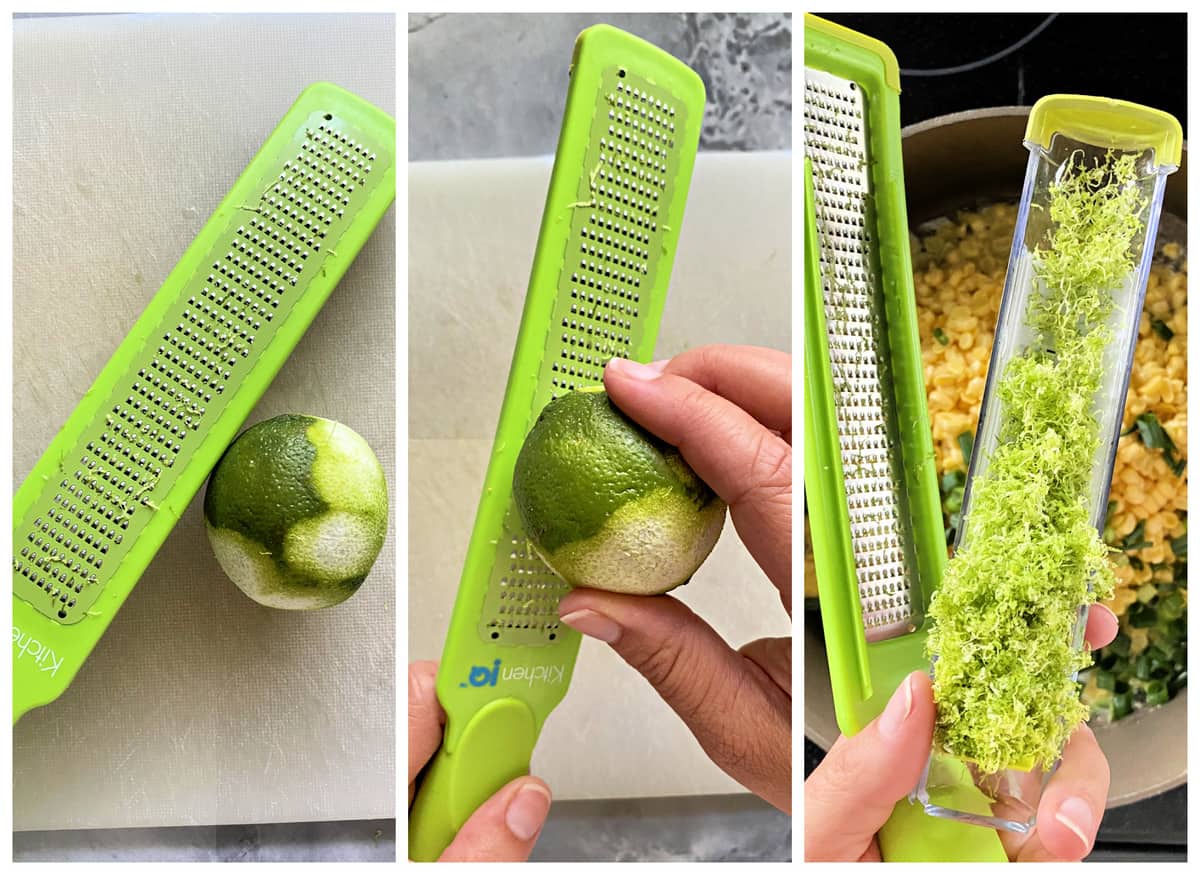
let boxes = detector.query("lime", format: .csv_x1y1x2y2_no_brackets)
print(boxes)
512,388,725,595
204,414,388,610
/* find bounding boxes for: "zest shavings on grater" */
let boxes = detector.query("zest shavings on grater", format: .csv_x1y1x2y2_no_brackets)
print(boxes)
805,66,919,641
925,151,1143,775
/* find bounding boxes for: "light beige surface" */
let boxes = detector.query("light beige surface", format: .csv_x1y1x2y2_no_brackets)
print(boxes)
12,14,396,830
409,153,792,799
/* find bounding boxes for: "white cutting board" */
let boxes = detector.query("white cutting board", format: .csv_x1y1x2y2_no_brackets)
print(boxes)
13,14,395,830
409,152,792,800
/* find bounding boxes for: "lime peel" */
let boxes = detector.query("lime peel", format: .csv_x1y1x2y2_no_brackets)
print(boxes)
513,389,725,595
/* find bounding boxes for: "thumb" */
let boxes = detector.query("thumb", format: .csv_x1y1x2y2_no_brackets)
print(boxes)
804,672,935,861
437,776,553,862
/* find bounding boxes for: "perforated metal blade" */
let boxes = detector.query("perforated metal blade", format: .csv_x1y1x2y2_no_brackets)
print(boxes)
803,14,947,741
805,67,916,642
409,25,705,862
478,64,682,643
13,82,395,721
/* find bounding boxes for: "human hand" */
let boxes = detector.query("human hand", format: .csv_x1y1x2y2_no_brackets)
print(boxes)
408,661,553,861
804,604,1120,861
556,345,792,812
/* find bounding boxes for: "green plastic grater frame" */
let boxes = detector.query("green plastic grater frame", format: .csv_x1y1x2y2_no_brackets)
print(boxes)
13,82,395,723
407,25,704,861
803,15,1006,861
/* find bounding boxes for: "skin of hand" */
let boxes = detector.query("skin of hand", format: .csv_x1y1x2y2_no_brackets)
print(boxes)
408,661,553,861
556,345,792,813
804,604,1121,862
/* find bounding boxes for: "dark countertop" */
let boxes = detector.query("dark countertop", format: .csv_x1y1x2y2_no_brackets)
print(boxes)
812,12,1186,129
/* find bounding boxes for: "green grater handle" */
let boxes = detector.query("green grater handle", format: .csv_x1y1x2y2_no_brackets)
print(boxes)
13,82,395,722
408,697,537,861
409,25,704,861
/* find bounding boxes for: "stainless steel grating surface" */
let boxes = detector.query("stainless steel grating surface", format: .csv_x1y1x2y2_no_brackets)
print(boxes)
804,67,915,640
479,65,688,646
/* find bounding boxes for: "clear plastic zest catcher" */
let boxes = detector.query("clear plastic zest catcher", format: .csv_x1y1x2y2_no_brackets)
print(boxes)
915,95,1182,833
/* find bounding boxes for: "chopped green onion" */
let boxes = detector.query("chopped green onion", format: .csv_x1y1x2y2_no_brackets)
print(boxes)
1129,411,1186,476
1120,520,1153,552
1158,590,1185,621
933,326,949,345
1145,680,1169,706
1128,601,1158,628
1170,531,1187,560
1150,317,1174,341
957,431,974,468
1095,668,1116,691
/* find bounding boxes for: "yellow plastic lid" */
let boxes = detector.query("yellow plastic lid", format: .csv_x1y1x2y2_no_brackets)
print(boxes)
1025,94,1183,168
804,13,901,93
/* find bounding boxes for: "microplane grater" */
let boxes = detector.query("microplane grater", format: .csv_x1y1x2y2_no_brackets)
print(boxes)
806,66,916,642
803,15,1008,861
408,25,704,861
13,82,395,722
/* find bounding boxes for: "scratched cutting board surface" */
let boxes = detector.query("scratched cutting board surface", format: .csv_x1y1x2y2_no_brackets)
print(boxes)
409,152,792,799
12,14,396,831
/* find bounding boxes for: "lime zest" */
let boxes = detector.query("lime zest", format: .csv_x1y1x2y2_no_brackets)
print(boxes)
926,150,1143,773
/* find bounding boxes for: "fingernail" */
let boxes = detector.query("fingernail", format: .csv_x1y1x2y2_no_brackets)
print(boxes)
559,608,623,644
1054,796,1094,854
877,674,914,739
606,357,664,381
506,782,552,841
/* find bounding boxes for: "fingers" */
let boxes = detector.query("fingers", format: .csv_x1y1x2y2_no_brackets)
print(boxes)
408,660,445,804
1014,723,1109,862
1084,604,1119,650
739,636,792,697
437,776,553,862
804,672,936,861
558,588,792,812
660,345,792,439
604,350,792,600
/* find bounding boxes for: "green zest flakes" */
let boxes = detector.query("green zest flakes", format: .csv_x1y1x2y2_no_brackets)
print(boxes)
926,151,1145,773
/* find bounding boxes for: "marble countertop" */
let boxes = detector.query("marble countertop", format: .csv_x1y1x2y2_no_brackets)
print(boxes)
409,12,791,160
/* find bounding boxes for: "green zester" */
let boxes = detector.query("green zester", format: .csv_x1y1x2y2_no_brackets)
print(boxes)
13,82,395,722
803,15,1007,861
407,24,704,861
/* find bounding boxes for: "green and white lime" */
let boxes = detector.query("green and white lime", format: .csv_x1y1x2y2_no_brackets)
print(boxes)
512,387,725,595
204,414,388,610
